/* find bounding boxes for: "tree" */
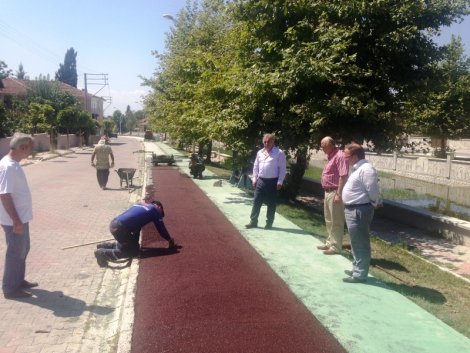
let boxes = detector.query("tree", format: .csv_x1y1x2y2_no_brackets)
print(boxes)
102,119,115,134
57,106,80,134
404,37,470,156
55,48,78,87
125,105,137,134
112,109,125,134
0,60,11,80
145,0,470,199
22,102,56,137
16,63,27,80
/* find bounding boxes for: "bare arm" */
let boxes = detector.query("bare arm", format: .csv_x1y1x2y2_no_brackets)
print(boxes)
334,175,348,203
0,193,23,234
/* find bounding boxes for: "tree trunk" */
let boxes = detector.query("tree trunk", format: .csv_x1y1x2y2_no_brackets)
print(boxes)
282,147,309,201
205,140,212,163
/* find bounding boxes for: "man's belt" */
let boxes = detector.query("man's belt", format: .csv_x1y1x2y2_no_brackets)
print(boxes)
344,203,372,209
323,188,337,193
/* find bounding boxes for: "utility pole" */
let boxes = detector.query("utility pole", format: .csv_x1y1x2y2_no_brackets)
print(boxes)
84,73,88,112
83,73,111,119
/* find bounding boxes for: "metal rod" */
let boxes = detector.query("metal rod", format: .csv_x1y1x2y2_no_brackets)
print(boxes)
62,238,114,250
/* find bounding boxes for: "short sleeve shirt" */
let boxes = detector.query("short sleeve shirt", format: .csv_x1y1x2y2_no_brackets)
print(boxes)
94,145,113,170
321,148,349,189
0,155,33,225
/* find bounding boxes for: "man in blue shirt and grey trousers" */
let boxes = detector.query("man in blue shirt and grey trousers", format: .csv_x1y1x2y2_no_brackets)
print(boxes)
94,200,176,267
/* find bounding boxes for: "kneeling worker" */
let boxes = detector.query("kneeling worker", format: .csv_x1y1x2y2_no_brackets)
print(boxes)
94,200,176,267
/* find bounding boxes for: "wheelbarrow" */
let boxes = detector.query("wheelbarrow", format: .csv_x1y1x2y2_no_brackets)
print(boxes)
115,168,136,189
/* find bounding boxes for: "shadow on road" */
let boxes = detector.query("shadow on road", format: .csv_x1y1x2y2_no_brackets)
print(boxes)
15,288,114,317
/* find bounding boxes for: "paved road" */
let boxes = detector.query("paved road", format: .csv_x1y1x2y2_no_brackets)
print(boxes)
0,136,143,353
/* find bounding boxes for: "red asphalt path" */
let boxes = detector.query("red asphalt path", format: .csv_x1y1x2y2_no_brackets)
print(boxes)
131,166,347,353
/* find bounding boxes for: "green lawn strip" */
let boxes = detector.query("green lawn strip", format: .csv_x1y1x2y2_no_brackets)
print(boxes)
208,164,470,339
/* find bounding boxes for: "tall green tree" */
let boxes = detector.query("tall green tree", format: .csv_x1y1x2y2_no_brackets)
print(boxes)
16,63,27,80
55,48,78,87
125,105,137,134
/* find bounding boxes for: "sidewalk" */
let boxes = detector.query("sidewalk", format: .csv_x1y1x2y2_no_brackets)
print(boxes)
149,141,469,353
0,136,144,353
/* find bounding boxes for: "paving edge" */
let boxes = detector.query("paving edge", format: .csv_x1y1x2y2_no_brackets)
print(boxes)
115,140,152,353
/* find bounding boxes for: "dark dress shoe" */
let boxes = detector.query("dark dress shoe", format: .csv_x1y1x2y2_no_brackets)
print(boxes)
245,223,257,229
264,224,272,230
94,250,108,268
4,289,33,299
21,280,39,288
344,270,353,277
342,277,367,283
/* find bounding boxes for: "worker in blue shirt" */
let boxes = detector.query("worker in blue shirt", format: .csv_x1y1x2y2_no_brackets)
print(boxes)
94,200,176,267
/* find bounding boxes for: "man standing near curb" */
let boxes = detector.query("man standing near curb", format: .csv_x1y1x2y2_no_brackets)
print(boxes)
245,133,287,230
342,143,380,283
91,136,114,190
0,133,38,299
317,136,349,255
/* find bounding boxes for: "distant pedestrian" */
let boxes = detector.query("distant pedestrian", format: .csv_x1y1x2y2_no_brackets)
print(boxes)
245,133,287,230
91,136,114,190
342,143,380,283
94,200,177,267
317,136,349,255
0,133,38,299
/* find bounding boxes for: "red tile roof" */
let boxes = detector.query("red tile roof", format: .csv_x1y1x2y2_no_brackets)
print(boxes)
0,78,103,101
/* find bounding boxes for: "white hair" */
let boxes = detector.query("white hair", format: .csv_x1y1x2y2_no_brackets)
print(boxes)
10,133,34,150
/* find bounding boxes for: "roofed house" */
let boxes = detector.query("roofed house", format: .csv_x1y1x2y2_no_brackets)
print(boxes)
0,78,104,122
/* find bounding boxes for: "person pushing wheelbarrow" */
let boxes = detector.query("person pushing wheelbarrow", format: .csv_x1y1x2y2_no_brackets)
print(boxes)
94,199,177,267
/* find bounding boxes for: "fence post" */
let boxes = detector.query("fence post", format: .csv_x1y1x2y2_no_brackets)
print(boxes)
446,152,454,179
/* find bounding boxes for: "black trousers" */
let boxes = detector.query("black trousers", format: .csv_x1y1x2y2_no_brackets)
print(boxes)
96,169,110,188
249,178,278,226
97,219,140,261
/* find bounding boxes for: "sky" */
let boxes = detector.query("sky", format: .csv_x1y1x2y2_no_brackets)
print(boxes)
0,0,188,114
1,1,469,115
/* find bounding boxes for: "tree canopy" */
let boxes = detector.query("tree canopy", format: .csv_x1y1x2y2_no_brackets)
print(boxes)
144,0,470,197
55,48,78,87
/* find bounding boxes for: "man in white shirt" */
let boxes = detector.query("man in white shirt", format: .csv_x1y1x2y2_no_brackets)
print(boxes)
342,143,380,283
245,134,287,230
0,133,38,299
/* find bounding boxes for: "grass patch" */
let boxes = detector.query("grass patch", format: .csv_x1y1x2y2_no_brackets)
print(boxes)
303,166,323,180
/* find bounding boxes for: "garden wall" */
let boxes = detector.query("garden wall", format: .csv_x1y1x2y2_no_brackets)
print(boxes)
0,133,87,159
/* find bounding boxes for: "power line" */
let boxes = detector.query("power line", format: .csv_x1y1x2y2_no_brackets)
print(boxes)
0,19,97,77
